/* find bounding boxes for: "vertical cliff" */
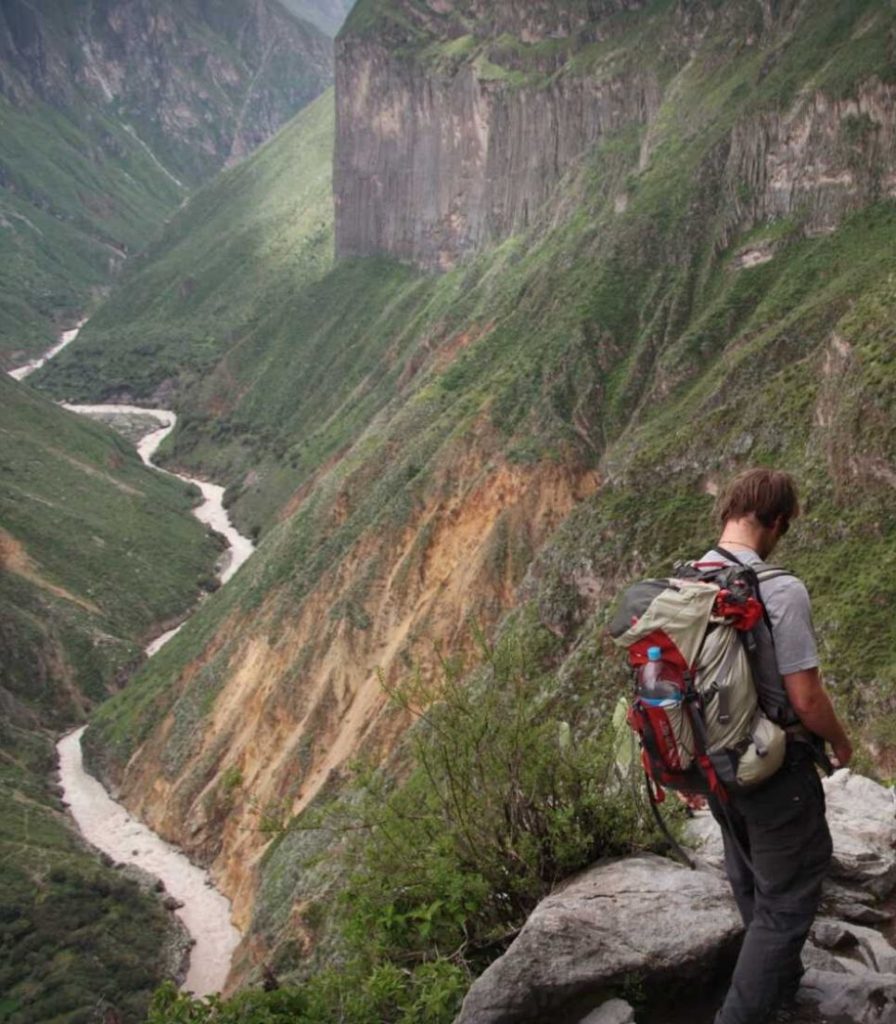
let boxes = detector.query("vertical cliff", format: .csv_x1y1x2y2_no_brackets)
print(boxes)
334,0,667,270
335,0,896,270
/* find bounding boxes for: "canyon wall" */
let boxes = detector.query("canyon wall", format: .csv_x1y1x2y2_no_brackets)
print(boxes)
0,0,333,180
0,0,334,365
336,0,896,270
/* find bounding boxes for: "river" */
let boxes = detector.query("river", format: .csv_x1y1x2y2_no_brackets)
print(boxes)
9,327,254,996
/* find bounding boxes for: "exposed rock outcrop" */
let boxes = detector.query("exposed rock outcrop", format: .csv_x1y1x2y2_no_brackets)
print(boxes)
719,81,896,251
336,2,896,272
335,5,663,270
456,855,743,1024
459,771,896,1024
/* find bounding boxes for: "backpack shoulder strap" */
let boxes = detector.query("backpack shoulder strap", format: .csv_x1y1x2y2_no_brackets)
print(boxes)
713,547,794,586
756,566,793,584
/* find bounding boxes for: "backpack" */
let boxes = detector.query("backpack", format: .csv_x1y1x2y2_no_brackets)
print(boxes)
609,553,796,803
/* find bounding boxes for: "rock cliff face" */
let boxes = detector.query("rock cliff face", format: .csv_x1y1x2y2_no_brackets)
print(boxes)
336,0,896,270
335,1,665,270
718,81,896,252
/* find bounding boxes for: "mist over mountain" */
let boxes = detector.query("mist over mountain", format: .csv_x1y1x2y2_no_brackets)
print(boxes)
6,0,896,1020
276,0,356,37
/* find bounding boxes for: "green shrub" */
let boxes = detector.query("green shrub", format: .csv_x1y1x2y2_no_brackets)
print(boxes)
338,617,651,972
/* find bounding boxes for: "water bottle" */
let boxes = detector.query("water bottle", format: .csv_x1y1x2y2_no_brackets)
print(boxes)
637,646,685,704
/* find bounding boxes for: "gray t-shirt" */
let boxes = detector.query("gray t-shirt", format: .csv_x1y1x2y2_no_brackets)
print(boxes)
702,548,819,676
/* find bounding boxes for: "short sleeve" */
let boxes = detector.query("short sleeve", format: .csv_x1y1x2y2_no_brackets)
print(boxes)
762,577,819,675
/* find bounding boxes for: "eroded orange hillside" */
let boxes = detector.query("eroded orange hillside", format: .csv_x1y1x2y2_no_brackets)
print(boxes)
115,426,598,963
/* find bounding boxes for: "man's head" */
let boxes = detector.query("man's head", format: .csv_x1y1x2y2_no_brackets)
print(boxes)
716,468,800,557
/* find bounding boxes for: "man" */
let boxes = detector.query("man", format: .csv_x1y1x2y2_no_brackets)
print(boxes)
705,468,853,1024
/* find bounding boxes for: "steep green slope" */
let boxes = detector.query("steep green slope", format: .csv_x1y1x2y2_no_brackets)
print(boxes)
34,89,335,402
0,0,333,366
0,374,220,1021
49,0,896,1008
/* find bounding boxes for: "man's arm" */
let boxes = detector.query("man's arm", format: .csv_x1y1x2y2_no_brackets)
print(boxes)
783,668,853,767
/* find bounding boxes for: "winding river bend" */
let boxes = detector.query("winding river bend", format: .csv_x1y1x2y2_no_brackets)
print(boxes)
9,328,254,995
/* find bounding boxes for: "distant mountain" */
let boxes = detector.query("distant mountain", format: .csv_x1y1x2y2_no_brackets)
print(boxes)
276,0,356,36
0,0,333,367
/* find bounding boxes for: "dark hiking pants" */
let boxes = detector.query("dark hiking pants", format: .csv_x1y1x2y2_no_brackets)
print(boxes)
709,753,832,1024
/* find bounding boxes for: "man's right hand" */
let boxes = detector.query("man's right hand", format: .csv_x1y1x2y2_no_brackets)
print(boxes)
831,739,853,769
783,668,853,770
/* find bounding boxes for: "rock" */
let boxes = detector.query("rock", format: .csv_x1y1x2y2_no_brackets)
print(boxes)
823,881,894,926
162,896,184,911
335,9,659,272
802,940,850,974
686,771,896,901
824,771,896,898
684,810,725,870
812,918,896,976
812,919,859,951
455,855,742,1024
798,967,896,1022
576,999,635,1024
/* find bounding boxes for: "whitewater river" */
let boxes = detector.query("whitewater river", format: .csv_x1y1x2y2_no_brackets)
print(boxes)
10,328,254,995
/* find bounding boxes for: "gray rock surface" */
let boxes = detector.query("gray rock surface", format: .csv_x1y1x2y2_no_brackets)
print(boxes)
812,918,896,976
576,999,636,1024
457,772,896,1024
824,881,895,926
798,967,896,1023
455,855,742,1024
825,771,896,897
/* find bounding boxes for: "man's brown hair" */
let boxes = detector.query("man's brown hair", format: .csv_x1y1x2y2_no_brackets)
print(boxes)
716,468,800,529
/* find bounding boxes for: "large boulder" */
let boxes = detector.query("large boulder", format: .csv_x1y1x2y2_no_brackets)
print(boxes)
824,771,896,897
455,855,742,1024
686,770,896,901
456,772,896,1024
798,968,896,1023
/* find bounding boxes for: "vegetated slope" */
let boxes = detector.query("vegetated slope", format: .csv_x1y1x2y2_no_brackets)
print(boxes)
0,373,221,1022
0,0,333,367
276,0,357,37
72,0,896,1002
34,90,337,530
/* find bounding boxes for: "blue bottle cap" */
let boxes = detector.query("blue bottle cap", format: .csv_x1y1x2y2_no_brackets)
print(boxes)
647,646,662,661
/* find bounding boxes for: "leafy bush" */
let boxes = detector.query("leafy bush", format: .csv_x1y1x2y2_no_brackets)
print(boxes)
338,616,651,972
